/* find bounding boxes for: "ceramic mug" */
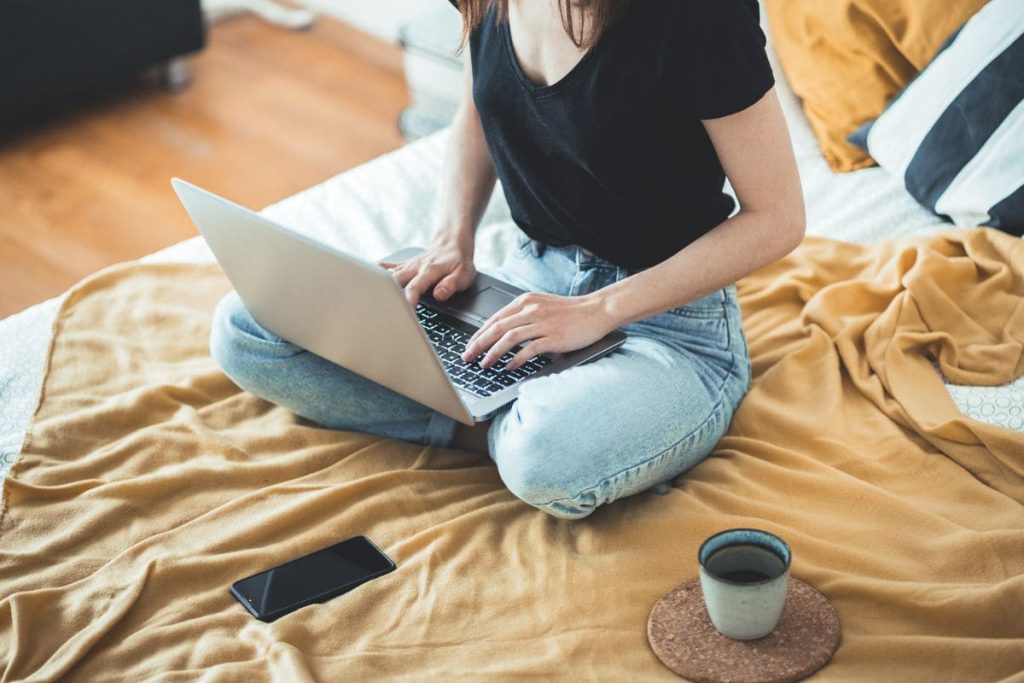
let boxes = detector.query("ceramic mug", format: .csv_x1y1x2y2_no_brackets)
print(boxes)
698,528,792,640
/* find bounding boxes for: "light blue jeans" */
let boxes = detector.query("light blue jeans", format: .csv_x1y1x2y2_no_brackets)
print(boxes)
210,232,751,519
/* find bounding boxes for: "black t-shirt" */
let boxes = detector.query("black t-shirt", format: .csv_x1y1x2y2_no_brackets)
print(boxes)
449,0,774,269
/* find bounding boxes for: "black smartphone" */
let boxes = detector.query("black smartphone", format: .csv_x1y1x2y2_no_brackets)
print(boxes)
230,536,396,622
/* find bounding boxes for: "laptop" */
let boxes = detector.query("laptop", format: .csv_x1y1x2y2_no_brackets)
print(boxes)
171,178,627,426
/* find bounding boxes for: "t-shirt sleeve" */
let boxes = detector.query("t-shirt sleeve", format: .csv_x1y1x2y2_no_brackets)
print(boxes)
679,0,775,120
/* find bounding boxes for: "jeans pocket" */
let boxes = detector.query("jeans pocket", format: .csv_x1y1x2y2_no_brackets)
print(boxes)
663,289,728,318
635,289,732,352
659,312,731,351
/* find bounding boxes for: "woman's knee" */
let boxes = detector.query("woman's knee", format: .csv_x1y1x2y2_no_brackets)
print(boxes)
489,407,597,520
489,388,733,521
209,291,297,389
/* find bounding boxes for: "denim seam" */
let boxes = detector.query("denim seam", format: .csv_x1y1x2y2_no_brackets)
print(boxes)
533,353,740,510
664,307,728,320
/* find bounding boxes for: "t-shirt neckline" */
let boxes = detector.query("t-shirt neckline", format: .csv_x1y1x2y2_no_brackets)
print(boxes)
500,18,601,98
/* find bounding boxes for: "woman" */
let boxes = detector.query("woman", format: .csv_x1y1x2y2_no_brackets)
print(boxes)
211,0,804,519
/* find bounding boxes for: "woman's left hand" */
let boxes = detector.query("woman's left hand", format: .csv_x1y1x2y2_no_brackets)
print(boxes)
461,291,614,371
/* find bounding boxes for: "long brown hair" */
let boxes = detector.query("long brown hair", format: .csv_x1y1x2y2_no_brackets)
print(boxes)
458,0,629,50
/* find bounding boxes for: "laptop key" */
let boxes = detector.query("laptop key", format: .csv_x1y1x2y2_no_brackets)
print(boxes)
418,304,556,393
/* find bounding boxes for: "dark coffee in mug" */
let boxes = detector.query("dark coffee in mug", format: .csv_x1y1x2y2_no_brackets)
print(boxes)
705,543,786,585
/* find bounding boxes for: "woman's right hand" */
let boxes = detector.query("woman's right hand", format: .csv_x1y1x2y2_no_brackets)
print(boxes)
378,236,477,308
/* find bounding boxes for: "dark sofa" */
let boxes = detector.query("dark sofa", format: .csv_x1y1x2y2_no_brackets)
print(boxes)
0,0,206,131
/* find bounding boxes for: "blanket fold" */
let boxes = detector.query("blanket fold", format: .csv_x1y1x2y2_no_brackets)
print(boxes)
2,231,1022,681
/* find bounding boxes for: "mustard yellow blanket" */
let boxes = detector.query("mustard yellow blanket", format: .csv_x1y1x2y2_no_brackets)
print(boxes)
2,230,1022,681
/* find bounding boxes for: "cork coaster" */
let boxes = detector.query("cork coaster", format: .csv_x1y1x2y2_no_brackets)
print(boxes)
647,578,841,683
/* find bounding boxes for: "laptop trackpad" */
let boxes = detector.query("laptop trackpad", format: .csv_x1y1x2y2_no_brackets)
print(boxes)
449,285,517,320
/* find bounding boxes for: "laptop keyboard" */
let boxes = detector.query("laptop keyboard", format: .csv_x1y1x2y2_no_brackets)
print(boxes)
416,303,552,398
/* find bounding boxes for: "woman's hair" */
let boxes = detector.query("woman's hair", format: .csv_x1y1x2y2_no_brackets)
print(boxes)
457,0,629,50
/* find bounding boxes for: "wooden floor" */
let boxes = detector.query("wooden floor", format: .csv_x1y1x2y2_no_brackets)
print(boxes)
0,15,408,319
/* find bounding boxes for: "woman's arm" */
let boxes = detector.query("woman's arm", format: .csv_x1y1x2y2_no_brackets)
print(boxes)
380,58,498,306
593,87,805,326
463,88,805,370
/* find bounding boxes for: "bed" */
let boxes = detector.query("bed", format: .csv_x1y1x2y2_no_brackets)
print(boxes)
2,22,1020,486
1,10,1022,682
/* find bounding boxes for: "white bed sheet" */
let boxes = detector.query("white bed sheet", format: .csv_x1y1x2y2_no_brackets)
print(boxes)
2,33,1022,490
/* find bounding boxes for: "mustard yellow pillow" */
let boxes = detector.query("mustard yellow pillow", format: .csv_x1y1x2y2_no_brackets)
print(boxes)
765,0,988,172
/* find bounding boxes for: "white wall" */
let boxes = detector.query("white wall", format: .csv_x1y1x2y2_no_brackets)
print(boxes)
306,0,439,42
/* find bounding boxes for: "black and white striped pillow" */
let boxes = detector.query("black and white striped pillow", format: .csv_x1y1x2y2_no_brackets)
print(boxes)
849,0,1024,236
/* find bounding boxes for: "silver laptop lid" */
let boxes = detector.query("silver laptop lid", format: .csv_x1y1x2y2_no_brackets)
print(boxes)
171,178,475,426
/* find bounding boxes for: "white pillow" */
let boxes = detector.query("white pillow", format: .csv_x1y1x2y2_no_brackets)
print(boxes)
849,0,1024,235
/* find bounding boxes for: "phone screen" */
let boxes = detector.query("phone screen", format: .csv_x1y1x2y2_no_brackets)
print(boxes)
230,536,396,622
